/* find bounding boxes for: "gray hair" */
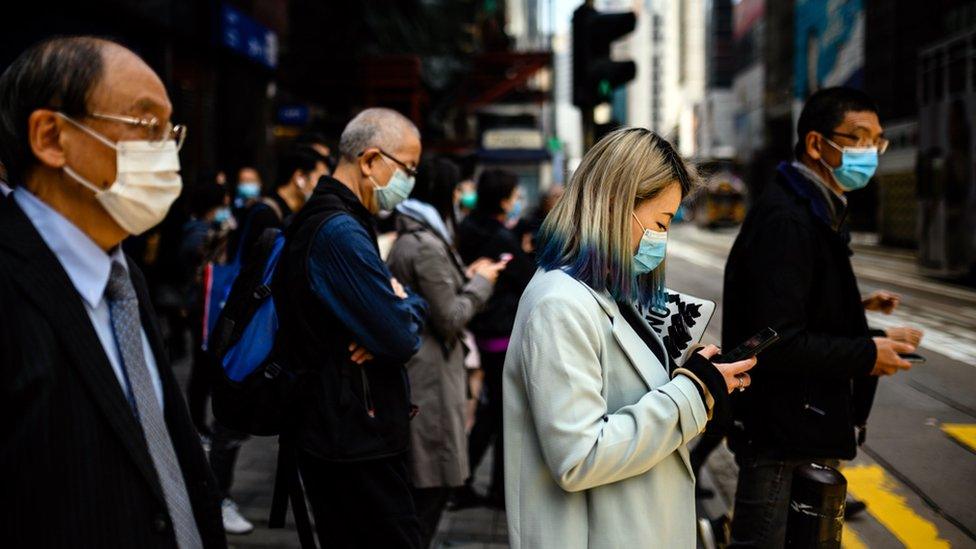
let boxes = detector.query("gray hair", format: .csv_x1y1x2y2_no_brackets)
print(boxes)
338,108,420,160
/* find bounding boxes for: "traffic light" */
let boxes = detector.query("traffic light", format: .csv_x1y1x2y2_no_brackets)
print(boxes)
572,4,637,109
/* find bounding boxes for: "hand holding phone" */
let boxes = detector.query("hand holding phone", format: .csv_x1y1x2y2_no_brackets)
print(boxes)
715,327,780,363
898,352,926,363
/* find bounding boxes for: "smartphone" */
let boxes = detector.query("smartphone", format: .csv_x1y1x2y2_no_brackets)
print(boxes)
499,253,514,263
717,327,780,363
899,353,926,363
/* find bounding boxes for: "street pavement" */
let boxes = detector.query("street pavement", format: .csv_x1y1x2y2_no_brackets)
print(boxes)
176,221,976,548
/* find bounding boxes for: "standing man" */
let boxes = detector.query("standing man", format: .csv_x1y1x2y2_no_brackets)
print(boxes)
276,108,427,548
0,37,225,548
723,87,924,548
209,144,328,535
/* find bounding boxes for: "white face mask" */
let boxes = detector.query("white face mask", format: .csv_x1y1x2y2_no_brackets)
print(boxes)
58,113,183,235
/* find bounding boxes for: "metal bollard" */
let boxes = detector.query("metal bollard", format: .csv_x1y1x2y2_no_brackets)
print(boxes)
785,462,847,548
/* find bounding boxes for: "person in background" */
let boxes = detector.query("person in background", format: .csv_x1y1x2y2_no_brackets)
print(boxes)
209,144,328,535
456,178,478,221
505,128,755,548
296,131,336,174
0,36,224,548
515,184,564,255
228,145,328,261
275,108,428,548
233,166,262,209
387,158,506,547
723,87,924,548
182,179,232,439
454,168,536,509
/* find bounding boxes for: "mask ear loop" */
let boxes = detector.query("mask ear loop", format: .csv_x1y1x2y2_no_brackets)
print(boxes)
631,211,648,233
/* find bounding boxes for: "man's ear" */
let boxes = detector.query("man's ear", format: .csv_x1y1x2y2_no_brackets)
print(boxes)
359,149,380,178
28,110,67,170
805,132,823,162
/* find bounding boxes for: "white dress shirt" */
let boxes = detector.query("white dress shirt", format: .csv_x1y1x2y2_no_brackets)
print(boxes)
13,188,165,411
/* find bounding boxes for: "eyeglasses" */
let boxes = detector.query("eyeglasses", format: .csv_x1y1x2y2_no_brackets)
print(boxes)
360,148,418,178
828,131,889,155
89,112,187,151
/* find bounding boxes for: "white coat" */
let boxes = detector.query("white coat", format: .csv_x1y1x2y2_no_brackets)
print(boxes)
503,269,709,548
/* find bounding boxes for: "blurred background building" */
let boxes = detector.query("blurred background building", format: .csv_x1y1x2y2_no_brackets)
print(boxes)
2,0,974,284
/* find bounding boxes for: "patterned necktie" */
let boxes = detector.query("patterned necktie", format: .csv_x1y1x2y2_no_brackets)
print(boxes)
106,261,203,549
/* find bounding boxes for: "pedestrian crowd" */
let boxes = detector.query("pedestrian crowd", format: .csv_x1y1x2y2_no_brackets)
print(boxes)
0,36,923,549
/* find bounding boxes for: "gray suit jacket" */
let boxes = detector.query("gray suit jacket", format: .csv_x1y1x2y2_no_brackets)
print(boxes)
503,269,708,548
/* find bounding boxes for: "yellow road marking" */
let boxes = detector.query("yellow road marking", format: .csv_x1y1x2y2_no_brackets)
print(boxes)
844,464,950,548
842,524,868,549
942,423,976,453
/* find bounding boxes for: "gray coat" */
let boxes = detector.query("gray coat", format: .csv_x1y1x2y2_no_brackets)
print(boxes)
387,213,494,488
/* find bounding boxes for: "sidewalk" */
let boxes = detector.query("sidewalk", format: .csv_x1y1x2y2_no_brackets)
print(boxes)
170,351,508,549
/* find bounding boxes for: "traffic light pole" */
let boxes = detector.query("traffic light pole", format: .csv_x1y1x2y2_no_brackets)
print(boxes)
582,106,595,152
580,0,596,152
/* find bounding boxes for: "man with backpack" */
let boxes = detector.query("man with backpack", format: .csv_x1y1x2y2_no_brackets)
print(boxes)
274,108,428,547
208,145,329,535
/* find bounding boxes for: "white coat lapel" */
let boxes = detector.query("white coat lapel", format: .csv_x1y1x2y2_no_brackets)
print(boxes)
579,282,696,479
579,284,664,390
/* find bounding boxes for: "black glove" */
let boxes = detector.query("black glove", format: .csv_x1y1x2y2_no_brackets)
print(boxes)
681,352,730,427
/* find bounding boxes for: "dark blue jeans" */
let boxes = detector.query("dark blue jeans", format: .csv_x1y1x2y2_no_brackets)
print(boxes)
729,454,839,548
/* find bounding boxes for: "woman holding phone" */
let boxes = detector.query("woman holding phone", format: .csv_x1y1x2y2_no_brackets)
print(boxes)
503,128,756,548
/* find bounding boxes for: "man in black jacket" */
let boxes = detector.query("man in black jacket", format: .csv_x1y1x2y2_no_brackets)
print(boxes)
723,87,923,548
276,108,427,548
0,37,225,548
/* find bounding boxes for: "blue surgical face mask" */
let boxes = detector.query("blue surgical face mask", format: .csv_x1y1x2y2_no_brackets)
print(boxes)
632,212,668,275
237,181,261,199
213,206,231,225
507,198,523,222
822,138,878,191
372,158,415,211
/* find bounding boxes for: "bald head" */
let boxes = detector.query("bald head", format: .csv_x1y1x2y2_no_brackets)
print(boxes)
338,108,420,161
332,108,422,213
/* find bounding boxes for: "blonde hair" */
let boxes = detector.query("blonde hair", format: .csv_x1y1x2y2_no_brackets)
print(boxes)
537,127,699,307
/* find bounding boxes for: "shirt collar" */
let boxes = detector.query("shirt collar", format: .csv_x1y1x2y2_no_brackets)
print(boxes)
13,187,127,308
791,161,848,228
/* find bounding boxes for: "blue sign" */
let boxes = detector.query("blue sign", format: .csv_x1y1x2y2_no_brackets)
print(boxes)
794,0,864,99
276,104,310,126
220,3,278,69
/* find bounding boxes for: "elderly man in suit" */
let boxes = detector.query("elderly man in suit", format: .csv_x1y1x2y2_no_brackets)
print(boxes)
0,37,225,548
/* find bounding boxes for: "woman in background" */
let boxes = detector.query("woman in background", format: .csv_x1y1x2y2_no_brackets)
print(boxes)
455,169,535,509
386,158,507,547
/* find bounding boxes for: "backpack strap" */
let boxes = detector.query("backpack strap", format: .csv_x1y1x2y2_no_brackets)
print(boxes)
270,437,318,548
259,196,285,221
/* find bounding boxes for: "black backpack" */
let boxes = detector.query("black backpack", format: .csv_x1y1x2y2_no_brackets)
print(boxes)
208,226,318,547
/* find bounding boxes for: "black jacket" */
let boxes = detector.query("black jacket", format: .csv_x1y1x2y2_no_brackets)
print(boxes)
722,162,878,460
275,178,424,461
457,213,535,339
0,198,226,548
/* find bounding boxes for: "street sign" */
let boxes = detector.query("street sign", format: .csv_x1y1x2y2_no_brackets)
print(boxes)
220,3,278,69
